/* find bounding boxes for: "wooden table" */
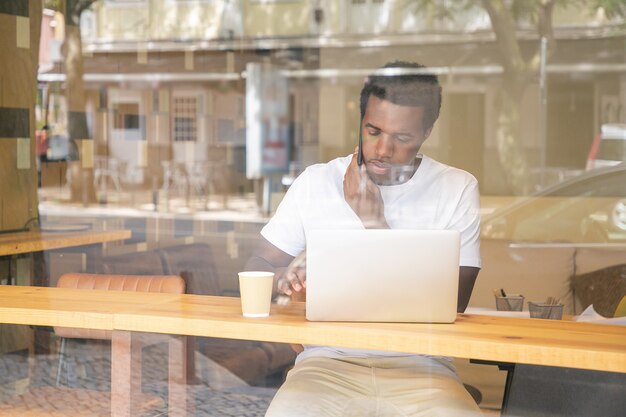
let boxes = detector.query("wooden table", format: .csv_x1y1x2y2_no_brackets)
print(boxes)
0,286,625,416
0,229,132,258
0,229,132,285
0,229,131,355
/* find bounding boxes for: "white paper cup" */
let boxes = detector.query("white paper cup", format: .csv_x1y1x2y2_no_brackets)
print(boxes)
238,271,274,318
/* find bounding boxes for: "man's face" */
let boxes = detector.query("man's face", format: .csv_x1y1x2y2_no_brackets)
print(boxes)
361,96,431,185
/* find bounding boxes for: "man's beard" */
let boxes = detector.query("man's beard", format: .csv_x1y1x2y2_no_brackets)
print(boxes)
366,163,417,186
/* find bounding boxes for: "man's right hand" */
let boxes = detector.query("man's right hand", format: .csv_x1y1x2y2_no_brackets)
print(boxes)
343,148,389,229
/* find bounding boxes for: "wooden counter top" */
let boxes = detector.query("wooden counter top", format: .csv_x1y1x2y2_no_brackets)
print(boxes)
1,286,625,374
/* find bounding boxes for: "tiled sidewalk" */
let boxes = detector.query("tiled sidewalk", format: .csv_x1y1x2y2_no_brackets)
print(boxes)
0,341,278,416
0,344,502,416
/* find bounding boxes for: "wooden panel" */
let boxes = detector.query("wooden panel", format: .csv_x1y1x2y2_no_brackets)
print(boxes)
0,140,37,232
0,2,42,234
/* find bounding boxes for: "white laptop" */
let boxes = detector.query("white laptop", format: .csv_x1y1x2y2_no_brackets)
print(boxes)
305,229,460,323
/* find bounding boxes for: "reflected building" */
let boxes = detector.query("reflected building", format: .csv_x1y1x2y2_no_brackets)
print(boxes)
37,0,626,201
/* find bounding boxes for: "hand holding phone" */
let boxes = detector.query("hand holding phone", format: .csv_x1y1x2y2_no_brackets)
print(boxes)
344,149,388,229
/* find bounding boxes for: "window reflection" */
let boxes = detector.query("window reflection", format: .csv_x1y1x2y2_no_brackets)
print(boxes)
0,1,624,415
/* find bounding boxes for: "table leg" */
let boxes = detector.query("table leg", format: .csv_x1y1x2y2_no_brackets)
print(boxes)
500,363,516,414
168,335,193,417
469,359,516,413
84,243,104,274
32,251,52,355
111,330,142,417
187,336,197,385
32,251,47,287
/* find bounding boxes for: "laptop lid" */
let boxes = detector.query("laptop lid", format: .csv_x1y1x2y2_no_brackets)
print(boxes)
305,229,460,323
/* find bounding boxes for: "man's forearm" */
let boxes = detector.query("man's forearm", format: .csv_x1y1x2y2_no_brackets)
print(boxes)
457,266,479,312
244,255,277,273
244,255,288,296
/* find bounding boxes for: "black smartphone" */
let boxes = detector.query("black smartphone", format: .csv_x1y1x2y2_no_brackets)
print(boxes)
357,125,364,166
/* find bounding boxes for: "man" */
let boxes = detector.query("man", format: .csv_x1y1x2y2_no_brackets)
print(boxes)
246,61,482,416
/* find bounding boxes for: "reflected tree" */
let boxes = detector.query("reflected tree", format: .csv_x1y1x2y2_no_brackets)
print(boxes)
408,0,625,194
65,0,98,203
45,0,98,203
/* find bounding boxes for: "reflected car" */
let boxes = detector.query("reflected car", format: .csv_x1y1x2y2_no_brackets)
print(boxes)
586,124,626,170
481,164,626,244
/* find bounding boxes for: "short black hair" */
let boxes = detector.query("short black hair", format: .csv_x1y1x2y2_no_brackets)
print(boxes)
359,61,442,132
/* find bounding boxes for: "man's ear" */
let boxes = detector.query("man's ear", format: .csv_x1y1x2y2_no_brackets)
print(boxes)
417,128,432,148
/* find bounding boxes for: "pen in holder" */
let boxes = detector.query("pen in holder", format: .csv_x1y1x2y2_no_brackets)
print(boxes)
493,288,524,311
528,297,563,320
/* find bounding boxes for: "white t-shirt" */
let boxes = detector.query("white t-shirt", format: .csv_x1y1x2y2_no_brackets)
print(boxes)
261,154,481,362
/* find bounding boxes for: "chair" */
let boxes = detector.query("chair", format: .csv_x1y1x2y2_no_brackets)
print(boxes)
93,156,126,193
158,243,297,385
0,273,186,417
498,277,626,417
572,263,626,317
157,243,221,296
501,364,626,417
161,161,190,199
614,295,626,317
101,250,167,276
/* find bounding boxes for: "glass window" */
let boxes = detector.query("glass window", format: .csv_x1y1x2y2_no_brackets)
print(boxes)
1,2,625,415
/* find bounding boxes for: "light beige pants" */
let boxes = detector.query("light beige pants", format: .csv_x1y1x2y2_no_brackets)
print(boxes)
265,356,482,417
